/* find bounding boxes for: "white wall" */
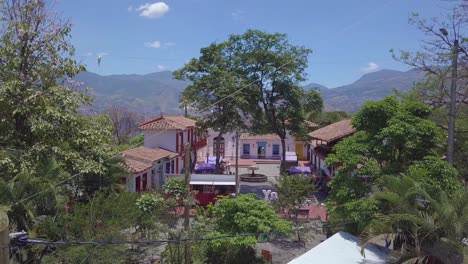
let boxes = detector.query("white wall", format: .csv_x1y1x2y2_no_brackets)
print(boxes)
204,130,299,159
126,158,178,192
144,129,178,152
310,149,336,177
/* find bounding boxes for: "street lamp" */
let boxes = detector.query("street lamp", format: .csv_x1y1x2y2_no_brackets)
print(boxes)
439,27,458,164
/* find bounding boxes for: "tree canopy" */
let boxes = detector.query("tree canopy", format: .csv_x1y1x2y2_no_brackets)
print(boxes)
176,29,320,171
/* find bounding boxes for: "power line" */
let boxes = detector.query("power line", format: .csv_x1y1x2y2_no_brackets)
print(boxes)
11,233,258,247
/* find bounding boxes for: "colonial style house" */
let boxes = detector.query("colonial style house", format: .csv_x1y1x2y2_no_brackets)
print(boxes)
121,147,178,192
139,115,207,173
309,119,356,177
203,121,319,161
121,115,208,192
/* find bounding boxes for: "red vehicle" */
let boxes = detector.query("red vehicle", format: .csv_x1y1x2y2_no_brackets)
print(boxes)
170,174,236,206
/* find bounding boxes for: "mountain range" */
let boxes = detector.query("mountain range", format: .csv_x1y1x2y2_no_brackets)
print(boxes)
75,68,425,115
306,69,425,112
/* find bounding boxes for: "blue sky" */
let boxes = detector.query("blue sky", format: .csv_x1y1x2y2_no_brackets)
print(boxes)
57,0,459,88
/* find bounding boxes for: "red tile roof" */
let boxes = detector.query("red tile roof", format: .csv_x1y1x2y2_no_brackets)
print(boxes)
139,116,197,130
121,147,178,173
309,119,356,142
240,133,280,140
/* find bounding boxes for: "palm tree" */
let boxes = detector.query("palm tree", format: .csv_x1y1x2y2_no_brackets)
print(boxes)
0,158,68,231
360,169,468,264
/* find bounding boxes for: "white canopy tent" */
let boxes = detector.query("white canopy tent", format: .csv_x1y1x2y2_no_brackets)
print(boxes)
288,231,389,264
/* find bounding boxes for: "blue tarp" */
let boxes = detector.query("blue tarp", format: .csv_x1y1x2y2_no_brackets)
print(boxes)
194,163,216,173
289,166,312,175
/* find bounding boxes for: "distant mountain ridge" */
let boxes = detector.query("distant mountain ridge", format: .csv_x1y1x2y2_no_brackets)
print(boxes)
75,71,189,114
305,69,425,112
75,68,425,115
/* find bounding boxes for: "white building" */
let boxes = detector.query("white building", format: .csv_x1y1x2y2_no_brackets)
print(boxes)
121,115,208,192
204,128,316,161
309,119,356,177
139,115,207,173
121,147,178,192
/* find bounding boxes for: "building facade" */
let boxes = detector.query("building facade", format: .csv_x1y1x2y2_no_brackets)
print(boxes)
121,147,178,192
121,115,208,192
139,115,207,173
204,130,314,161
309,119,356,177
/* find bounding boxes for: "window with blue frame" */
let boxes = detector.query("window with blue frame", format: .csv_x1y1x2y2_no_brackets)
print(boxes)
165,161,170,174
243,144,250,155
272,144,280,155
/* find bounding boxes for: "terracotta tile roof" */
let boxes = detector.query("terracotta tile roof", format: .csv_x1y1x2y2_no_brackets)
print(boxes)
139,116,197,130
121,147,178,173
308,119,356,142
240,133,280,140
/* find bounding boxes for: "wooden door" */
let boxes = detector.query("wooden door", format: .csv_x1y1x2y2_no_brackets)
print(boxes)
296,143,304,160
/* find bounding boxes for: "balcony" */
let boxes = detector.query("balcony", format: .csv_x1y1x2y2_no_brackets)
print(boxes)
193,138,207,150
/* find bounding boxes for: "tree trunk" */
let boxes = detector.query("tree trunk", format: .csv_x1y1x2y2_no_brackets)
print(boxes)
280,137,287,173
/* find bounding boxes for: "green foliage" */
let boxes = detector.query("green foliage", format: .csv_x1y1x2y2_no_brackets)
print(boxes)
136,192,166,213
272,174,315,241
190,196,272,264
325,96,444,235
0,0,121,199
302,89,324,113
128,133,144,147
406,156,463,196
334,96,441,174
228,30,313,170
0,1,131,262
209,194,292,236
312,111,350,126
177,29,317,171
326,132,381,177
163,177,188,200
38,192,141,263
325,174,379,235
273,174,315,215
361,171,468,262
453,105,468,179
0,158,70,231
192,232,263,264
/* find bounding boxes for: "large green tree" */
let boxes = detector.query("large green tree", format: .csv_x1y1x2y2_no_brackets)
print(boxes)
360,170,467,263
174,42,248,172
191,194,292,264
328,96,441,176
324,96,446,234
228,30,313,171
0,1,125,261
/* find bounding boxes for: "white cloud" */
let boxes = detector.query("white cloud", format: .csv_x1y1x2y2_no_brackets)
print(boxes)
137,2,170,18
98,52,109,57
84,52,93,57
231,9,245,20
144,41,175,48
360,62,380,73
157,64,167,70
144,41,161,48
127,5,133,12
